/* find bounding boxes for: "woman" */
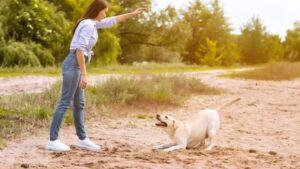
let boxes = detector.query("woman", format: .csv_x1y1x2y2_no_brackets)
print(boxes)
46,0,146,152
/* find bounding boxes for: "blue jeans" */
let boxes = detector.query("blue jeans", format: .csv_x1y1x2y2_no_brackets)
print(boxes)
49,50,87,141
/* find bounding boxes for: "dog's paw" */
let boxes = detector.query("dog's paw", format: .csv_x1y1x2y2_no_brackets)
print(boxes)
163,148,174,152
152,145,162,150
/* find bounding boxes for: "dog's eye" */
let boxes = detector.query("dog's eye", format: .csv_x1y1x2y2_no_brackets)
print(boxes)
165,116,168,119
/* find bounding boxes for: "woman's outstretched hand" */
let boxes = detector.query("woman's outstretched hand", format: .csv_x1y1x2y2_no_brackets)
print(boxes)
115,8,147,23
132,8,147,16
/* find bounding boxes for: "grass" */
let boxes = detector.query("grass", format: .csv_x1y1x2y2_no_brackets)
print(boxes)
0,66,61,77
0,63,241,77
0,74,222,148
224,62,300,81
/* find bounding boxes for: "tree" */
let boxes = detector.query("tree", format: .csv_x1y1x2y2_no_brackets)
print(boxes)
239,17,284,64
114,0,152,63
1,0,71,63
265,35,284,62
183,0,233,64
285,21,300,61
238,17,268,64
196,38,222,66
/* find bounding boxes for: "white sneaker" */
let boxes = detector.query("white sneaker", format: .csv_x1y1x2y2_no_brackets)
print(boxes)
46,139,70,152
76,138,100,151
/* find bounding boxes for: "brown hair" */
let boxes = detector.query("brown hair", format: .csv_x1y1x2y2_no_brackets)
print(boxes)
72,0,108,34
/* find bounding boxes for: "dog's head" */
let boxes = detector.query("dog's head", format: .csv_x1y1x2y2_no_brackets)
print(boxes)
155,114,176,128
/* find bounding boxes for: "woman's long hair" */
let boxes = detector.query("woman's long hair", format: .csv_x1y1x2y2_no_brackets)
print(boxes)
72,0,108,34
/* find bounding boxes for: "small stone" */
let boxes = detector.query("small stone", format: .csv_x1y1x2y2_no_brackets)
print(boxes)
249,149,257,153
21,164,29,168
269,151,277,155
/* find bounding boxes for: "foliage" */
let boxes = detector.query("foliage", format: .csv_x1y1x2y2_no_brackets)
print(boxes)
183,0,234,65
285,22,300,61
238,17,285,64
0,0,71,63
196,38,222,66
0,41,55,67
1,41,41,67
92,29,121,65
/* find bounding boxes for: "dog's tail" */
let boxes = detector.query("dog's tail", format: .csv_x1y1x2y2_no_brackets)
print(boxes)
217,97,241,112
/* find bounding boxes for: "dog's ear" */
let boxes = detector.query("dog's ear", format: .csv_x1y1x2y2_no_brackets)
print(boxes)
172,120,178,130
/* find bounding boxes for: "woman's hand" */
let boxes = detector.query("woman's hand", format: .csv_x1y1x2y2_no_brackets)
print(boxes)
115,8,147,23
80,74,88,89
132,8,147,16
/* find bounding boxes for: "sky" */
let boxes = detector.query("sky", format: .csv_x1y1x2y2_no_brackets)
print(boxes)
153,0,300,39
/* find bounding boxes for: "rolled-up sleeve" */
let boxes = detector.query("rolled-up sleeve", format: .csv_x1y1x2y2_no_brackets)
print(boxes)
95,17,117,29
77,24,94,53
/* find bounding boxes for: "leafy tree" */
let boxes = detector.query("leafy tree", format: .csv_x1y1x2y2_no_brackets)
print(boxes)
0,0,71,63
222,42,241,66
238,17,268,64
183,0,233,64
196,38,222,66
239,17,284,64
265,35,284,62
114,0,152,63
285,21,300,61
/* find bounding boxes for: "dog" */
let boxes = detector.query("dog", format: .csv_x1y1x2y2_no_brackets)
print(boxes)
153,98,241,152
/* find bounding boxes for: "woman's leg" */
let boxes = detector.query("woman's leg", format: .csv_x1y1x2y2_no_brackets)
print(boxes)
49,70,81,141
73,82,87,140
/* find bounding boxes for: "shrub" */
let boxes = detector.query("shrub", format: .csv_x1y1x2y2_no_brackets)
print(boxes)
146,47,183,63
28,42,55,67
1,42,41,67
1,0,71,63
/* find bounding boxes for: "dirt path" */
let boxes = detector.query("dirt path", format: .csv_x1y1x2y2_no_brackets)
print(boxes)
0,72,299,169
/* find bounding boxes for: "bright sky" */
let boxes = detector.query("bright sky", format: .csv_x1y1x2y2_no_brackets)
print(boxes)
153,0,300,39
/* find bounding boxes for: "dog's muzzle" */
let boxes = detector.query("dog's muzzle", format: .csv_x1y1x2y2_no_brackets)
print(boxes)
155,114,167,127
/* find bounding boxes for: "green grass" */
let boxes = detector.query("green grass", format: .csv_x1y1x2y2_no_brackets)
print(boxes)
0,74,222,148
225,62,300,81
0,66,61,77
0,63,241,77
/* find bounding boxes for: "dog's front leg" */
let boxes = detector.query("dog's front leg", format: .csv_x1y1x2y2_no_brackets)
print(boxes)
163,138,187,152
163,144,187,152
153,142,176,150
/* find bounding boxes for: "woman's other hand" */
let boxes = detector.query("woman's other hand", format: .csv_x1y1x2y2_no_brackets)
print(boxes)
80,74,88,89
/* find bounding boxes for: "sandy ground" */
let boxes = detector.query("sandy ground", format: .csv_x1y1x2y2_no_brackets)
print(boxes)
0,71,299,169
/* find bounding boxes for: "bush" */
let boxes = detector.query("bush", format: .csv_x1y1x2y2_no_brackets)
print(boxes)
1,0,71,63
92,30,121,65
146,47,183,63
1,42,41,67
28,42,55,67
0,20,5,64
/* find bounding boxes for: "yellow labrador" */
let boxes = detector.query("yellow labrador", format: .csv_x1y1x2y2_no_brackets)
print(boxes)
153,98,240,152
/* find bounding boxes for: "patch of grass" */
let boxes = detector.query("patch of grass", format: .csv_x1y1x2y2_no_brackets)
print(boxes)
126,120,137,128
0,66,61,77
0,137,6,150
225,62,300,81
0,81,62,144
87,75,221,107
136,113,148,119
0,63,242,77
